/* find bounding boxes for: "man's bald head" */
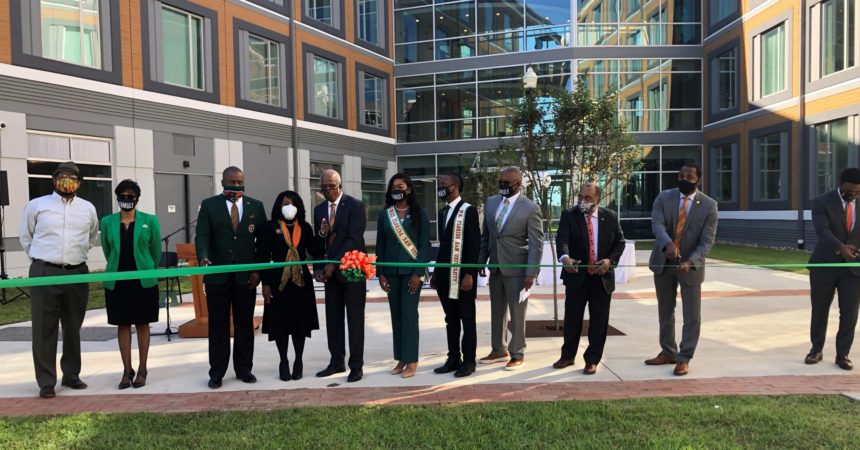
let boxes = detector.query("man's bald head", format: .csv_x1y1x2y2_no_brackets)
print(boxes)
498,166,522,197
502,166,523,183
320,169,343,202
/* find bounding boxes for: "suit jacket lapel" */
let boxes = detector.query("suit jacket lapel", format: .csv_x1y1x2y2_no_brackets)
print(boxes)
219,195,235,230
498,195,523,234
442,201,465,237
597,210,609,256
334,196,347,231
109,214,120,257
669,190,680,236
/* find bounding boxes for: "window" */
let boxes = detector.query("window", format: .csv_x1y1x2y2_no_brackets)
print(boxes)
310,55,340,118
357,0,384,48
361,167,386,221
711,142,736,203
753,131,786,201
713,47,737,112
760,23,785,97
234,22,290,115
245,0,290,15
360,70,387,130
26,132,113,218
310,161,342,179
308,0,332,24
820,0,856,77
626,96,642,132
12,0,120,82
709,0,738,27
815,118,851,196
142,1,218,101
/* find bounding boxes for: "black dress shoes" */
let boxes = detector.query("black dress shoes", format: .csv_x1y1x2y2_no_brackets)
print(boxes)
434,359,461,374
316,365,347,377
292,361,303,380
805,352,823,364
836,356,854,370
347,369,363,382
208,378,222,389
61,379,87,390
454,362,476,378
238,372,257,383
39,386,55,399
279,361,291,381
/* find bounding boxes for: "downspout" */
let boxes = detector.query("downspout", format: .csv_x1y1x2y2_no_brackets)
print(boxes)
290,8,300,191
798,0,807,249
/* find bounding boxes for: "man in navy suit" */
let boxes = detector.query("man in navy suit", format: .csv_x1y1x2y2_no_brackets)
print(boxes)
553,182,625,375
313,169,367,382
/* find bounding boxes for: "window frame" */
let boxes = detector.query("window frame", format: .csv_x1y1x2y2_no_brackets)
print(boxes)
355,0,388,55
707,39,740,123
233,19,292,117
808,113,859,200
141,0,220,103
749,122,792,209
356,63,391,137
749,13,792,107
707,0,740,35
303,0,345,39
10,0,122,84
361,165,387,224
303,44,347,128
808,0,860,91
707,135,740,210
245,0,291,16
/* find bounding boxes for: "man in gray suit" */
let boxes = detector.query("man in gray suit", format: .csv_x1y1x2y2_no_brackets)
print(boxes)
806,167,860,371
478,167,544,370
645,162,718,376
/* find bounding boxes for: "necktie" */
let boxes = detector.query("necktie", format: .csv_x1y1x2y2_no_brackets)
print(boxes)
673,196,689,250
230,199,240,232
587,214,597,275
441,206,450,227
329,202,337,227
495,199,510,230
847,201,854,233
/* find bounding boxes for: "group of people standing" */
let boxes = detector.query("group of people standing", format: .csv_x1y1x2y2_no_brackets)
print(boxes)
19,161,860,399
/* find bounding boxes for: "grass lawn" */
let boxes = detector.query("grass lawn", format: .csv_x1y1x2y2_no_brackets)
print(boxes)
0,279,194,326
636,242,811,275
0,395,856,449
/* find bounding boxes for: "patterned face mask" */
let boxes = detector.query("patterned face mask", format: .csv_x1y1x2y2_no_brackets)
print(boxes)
54,176,80,194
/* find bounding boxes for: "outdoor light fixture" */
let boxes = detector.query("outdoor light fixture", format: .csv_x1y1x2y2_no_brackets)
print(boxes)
523,66,538,90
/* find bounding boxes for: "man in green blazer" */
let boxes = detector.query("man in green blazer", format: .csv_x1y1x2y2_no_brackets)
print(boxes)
195,166,267,389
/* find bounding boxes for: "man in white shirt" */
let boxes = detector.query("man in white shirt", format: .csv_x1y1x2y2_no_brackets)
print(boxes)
19,162,99,399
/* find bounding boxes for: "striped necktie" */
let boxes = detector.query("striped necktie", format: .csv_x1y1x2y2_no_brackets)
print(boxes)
673,196,689,249
230,199,240,232
495,199,510,230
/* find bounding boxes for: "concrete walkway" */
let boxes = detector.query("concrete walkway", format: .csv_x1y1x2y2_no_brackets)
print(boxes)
0,251,857,416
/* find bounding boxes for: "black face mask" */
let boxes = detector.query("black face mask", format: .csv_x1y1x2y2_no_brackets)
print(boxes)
437,185,452,200
117,195,137,211
390,189,407,201
677,179,696,195
841,191,855,202
499,182,517,198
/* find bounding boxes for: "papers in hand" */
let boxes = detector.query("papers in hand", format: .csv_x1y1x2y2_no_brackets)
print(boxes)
519,288,530,304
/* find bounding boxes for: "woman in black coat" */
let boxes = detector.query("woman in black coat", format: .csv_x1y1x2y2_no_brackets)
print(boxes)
260,191,322,381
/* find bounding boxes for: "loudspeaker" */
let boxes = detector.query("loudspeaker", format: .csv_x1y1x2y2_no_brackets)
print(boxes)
0,171,8,206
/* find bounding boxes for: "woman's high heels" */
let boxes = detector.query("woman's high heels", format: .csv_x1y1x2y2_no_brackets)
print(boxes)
118,369,135,390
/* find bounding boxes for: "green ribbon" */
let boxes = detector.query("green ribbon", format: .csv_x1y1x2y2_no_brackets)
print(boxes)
0,259,856,290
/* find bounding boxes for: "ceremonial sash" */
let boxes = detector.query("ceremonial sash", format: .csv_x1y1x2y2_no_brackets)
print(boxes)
387,207,419,260
448,203,470,300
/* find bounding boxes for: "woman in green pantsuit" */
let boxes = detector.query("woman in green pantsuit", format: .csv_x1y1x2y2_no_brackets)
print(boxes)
376,173,430,378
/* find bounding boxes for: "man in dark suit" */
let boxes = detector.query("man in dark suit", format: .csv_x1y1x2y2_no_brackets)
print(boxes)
553,182,625,375
195,166,267,389
313,169,367,382
646,162,718,376
431,173,481,377
806,167,860,371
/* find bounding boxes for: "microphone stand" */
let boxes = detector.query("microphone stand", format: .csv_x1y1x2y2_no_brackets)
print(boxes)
153,220,197,341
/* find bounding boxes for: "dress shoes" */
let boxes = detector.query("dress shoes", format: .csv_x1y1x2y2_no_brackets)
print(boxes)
39,386,56,399
390,362,406,375
583,363,598,375
292,361,303,380
434,359,461,374
401,363,418,379
60,379,87,390
208,378,222,389
454,362,476,378
118,370,135,390
552,358,575,369
836,356,854,371
479,352,510,364
504,358,525,371
673,362,689,376
347,369,363,383
238,372,257,383
316,365,347,378
645,353,677,365
805,352,823,364
279,361,291,381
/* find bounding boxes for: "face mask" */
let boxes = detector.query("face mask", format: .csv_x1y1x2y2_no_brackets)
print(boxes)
223,185,245,200
579,201,595,214
390,189,407,201
842,191,855,202
117,195,137,211
281,204,298,221
437,185,452,200
499,182,516,198
54,177,80,195
677,179,696,195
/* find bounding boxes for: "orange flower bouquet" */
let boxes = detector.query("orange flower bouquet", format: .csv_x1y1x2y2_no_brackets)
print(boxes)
339,250,376,282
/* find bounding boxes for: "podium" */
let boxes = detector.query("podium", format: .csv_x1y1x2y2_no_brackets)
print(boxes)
176,243,262,338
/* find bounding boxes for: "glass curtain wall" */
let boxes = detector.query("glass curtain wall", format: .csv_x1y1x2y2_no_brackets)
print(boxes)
577,0,701,46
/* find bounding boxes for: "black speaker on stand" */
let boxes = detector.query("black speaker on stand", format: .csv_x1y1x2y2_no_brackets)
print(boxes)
0,171,30,305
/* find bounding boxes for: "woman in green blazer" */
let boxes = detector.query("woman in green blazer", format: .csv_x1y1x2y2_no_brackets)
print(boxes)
376,173,430,378
100,179,161,390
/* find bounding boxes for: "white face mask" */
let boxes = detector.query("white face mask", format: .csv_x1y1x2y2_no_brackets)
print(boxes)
281,204,298,221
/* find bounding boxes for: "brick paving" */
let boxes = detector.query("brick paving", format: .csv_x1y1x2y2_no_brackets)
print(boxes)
1,375,857,417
